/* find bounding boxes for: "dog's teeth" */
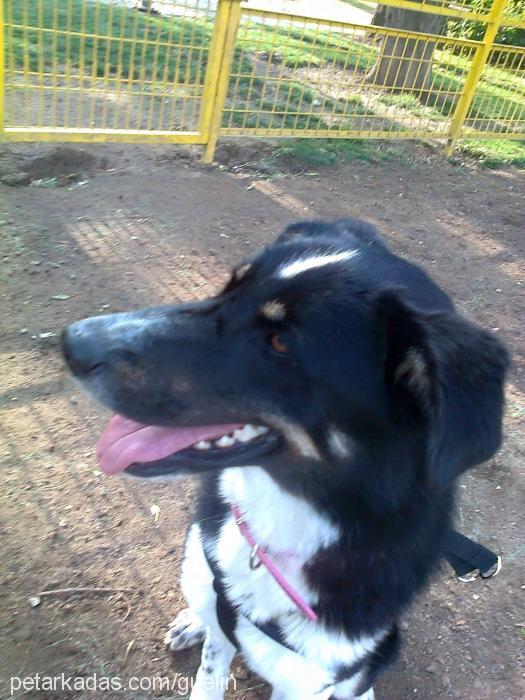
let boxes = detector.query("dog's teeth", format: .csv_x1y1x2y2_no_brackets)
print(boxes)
235,424,259,442
233,424,270,443
233,427,249,442
195,440,211,450
215,435,235,448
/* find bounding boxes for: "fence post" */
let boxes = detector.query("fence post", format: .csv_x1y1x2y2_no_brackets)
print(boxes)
445,0,509,155
200,0,241,163
0,0,4,141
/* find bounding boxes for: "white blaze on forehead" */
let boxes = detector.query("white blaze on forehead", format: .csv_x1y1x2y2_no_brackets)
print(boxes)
278,250,358,279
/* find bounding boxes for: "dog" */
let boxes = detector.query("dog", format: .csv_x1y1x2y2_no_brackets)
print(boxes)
62,218,509,700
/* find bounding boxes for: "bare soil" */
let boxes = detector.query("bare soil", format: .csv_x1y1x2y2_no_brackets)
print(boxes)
0,141,524,700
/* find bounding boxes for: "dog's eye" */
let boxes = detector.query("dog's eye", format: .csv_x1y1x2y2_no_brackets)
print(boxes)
270,334,288,354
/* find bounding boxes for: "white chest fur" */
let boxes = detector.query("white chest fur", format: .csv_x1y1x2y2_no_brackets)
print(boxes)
216,466,339,623
205,467,383,695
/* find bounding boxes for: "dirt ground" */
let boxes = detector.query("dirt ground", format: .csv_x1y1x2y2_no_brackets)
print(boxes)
0,140,524,700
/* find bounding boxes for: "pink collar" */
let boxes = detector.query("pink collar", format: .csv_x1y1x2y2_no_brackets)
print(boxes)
230,503,318,622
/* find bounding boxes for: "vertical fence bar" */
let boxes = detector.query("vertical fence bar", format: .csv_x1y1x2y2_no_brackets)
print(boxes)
201,0,242,163
446,0,509,154
0,0,4,140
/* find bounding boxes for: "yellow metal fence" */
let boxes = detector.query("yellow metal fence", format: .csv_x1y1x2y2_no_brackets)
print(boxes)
1,0,524,161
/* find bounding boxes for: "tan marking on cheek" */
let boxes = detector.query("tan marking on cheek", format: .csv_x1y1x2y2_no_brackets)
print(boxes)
267,416,321,460
113,363,147,385
172,378,193,393
110,366,154,399
261,300,287,321
234,263,252,281
112,361,174,393
327,427,353,459
285,426,320,460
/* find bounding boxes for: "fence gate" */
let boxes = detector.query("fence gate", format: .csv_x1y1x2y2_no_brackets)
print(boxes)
0,0,235,148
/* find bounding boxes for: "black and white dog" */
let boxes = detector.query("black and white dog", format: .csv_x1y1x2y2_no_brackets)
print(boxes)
62,219,509,700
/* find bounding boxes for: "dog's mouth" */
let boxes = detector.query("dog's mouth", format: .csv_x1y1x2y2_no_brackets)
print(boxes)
96,415,282,478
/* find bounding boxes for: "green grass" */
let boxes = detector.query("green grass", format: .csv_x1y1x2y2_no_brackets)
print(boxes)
271,138,409,167
432,47,525,123
457,139,525,167
6,2,376,77
378,92,448,121
6,0,212,83
224,77,369,131
236,23,377,71
265,137,525,171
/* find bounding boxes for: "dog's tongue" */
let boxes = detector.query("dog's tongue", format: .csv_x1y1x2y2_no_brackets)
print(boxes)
96,414,241,475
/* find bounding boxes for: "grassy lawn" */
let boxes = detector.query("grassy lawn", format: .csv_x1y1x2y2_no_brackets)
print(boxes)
4,0,524,166
271,138,410,167
236,24,377,70
457,139,525,167
432,46,525,125
5,1,213,83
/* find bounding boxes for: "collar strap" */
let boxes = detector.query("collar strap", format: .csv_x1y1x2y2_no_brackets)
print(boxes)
230,503,318,622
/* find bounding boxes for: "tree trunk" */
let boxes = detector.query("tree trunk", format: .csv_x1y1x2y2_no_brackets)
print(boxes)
371,5,387,28
367,3,446,92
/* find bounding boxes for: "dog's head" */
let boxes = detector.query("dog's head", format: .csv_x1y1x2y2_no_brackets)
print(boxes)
62,220,509,498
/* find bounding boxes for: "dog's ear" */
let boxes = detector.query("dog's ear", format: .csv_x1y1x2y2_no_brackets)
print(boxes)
375,290,509,491
275,220,330,245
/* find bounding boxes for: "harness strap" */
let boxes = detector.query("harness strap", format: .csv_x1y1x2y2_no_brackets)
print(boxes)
209,558,239,649
203,543,297,651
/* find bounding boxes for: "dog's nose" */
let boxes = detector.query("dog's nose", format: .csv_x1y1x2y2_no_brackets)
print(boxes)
62,319,107,377
62,318,140,378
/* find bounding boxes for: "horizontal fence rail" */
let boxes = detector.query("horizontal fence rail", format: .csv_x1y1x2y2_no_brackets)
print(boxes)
1,0,524,159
